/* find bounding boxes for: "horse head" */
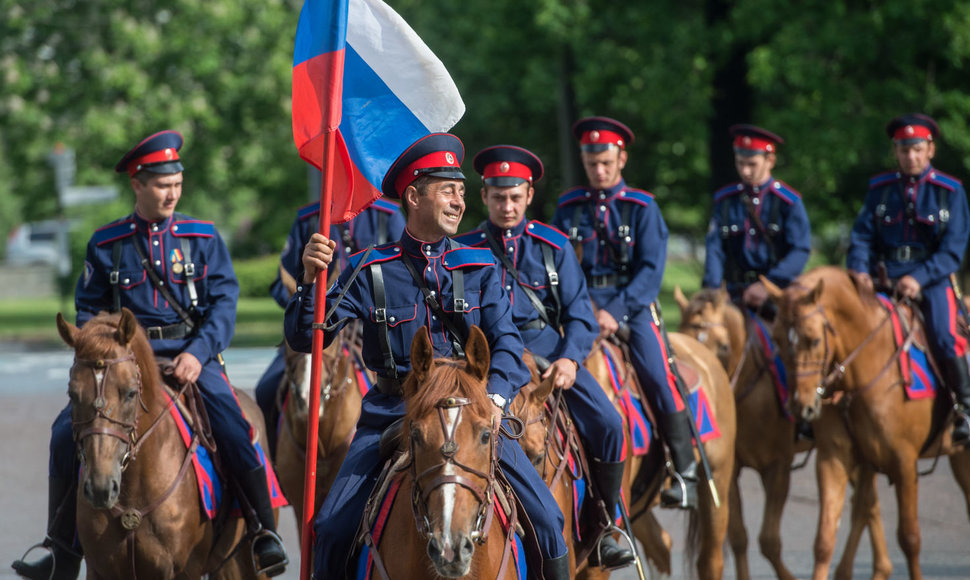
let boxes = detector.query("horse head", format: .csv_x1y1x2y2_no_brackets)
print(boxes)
58,308,155,509
675,286,744,372
509,351,556,472
402,326,498,578
765,271,838,422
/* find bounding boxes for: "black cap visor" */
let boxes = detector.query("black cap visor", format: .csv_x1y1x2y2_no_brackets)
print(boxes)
139,161,185,175
483,176,528,187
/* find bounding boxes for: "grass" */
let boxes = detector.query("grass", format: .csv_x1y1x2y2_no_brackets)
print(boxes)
0,259,704,348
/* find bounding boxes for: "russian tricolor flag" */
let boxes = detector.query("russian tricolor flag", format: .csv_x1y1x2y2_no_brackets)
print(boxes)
292,0,465,223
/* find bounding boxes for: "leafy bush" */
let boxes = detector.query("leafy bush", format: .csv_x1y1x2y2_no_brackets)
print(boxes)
234,254,279,299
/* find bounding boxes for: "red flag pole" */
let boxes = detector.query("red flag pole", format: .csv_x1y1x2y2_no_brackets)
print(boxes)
300,131,337,579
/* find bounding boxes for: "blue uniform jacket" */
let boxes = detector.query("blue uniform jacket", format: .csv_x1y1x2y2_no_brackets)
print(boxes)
847,166,969,286
453,219,597,365
271,198,405,307
550,179,668,322
75,212,238,364
284,231,530,404
702,177,811,290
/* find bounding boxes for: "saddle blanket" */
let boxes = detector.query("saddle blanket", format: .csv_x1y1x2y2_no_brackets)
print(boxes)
877,294,938,400
357,472,527,579
599,345,720,453
167,397,287,520
750,316,792,420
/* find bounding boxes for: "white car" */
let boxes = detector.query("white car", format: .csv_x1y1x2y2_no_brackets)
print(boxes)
5,220,66,271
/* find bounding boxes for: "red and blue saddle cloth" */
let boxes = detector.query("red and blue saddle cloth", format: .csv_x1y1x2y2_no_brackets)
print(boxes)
276,344,372,444
166,395,287,519
748,316,792,420
355,472,528,579
877,293,938,400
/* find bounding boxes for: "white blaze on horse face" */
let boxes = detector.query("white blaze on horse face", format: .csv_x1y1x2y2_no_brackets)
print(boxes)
94,369,105,387
299,353,313,411
441,406,461,541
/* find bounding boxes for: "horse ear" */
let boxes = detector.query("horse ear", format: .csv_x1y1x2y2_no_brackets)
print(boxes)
116,307,138,347
56,313,78,347
409,329,434,385
673,286,689,314
533,370,555,404
464,325,491,382
760,275,784,301
809,279,825,303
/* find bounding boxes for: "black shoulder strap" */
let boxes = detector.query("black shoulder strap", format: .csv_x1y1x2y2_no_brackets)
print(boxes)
938,187,949,241
110,241,123,312
130,237,197,329
400,251,466,357
179,237,199,310
377,212,388,245
369,262,399,378
618,201,633,272
540,243,562,328
483,226,554,329
874,185,893,259
718,200,738,282
569,204,584,252
740,192,776,263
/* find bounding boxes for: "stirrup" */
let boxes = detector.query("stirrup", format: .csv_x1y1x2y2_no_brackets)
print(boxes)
590,524,638,571
12,539,72,580
660,471,695,509
250,529,288,577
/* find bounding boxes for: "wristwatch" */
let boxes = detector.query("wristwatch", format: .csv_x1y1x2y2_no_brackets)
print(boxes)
488,392,507,410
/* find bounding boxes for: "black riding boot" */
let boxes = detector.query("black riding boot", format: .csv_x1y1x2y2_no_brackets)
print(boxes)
942,356,970,446
659,410,698,510
585,459,635,569
238,466,289,577
11,476,82,580
542,553,570,580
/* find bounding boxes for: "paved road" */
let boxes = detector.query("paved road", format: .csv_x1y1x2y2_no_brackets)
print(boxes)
2,344,968,579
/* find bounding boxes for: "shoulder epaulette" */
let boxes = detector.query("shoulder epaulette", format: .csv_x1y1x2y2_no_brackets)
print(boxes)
451,230,487,247
297,201,321,221
172,220,215,237
92,218,137,247
557,187,591,208
525,221,568,249
370,198,400,214
617,188,654,207
928,169,962,192
714,183,743,202
769,180,801,205
442,247,495,270
869,172,900,190
347,243,401,270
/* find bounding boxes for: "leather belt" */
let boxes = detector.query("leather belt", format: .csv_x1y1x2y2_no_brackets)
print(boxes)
729,270,762,284
145,321,193,340
375,376,403,397
588,274,629,288
521,319,546,331
885,245,927,263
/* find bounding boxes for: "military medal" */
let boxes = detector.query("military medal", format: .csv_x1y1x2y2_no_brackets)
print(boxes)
172,262,184,274
170,248,184,274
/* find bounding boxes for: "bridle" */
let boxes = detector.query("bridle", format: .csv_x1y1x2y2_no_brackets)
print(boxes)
409,396,499,544
71,353,143,469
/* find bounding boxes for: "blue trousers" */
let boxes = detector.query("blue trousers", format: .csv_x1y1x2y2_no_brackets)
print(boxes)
564,367,625,462
626,310,684,415
50,358,261,478
254,346,286,425
920,279,967,360
313,390,567,579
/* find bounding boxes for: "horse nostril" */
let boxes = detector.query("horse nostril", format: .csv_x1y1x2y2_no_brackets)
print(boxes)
427,537,442,562
458,535,474,560
112,480,120,499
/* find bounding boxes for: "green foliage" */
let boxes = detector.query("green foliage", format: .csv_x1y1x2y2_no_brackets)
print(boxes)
234,254,281,299
3,0,970,280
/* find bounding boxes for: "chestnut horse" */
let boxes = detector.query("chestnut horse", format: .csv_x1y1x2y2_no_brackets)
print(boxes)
585,332,737,580
765,266,970,580
274,330,366,539
675,286,892,580
365,326,519,579
57,308,269,579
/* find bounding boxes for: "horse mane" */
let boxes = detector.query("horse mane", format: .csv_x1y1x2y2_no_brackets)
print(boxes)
403,358,492,425
685,287,725,316
74,311,160,395
785,266,876,318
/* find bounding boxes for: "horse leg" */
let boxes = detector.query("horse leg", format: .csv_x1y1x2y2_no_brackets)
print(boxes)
631,506,672,576
948,450,970,519
757,459,796,580
812,447,850,580
726,467,752,580
893,461,923,580
833,465,891,580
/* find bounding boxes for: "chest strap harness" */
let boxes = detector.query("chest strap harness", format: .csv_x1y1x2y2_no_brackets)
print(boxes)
111,237,199,340
720,189,782,284
483,225,561,331
873,182,949,264
569,197,633,288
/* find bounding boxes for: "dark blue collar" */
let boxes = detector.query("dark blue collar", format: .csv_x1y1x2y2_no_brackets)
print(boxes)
401,229,450,258
132,211,173,233
485,218,527,240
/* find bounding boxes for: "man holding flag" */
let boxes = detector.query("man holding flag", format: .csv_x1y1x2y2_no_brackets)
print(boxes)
286,134,571,578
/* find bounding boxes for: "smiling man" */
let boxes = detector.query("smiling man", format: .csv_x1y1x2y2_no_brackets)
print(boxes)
286,133,570,580
847,113,970,446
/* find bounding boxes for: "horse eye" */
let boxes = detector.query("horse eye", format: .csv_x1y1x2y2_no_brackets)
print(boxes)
125,389,138,401
410,427,423,446
811,338,821,348
67,390,79,405
532,452,545,469
479,428,491,445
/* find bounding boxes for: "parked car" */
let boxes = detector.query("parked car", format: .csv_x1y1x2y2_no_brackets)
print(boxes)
5,220,68,272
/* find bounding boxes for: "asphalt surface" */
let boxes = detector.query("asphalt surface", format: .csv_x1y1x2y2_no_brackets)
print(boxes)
2,344,968,579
